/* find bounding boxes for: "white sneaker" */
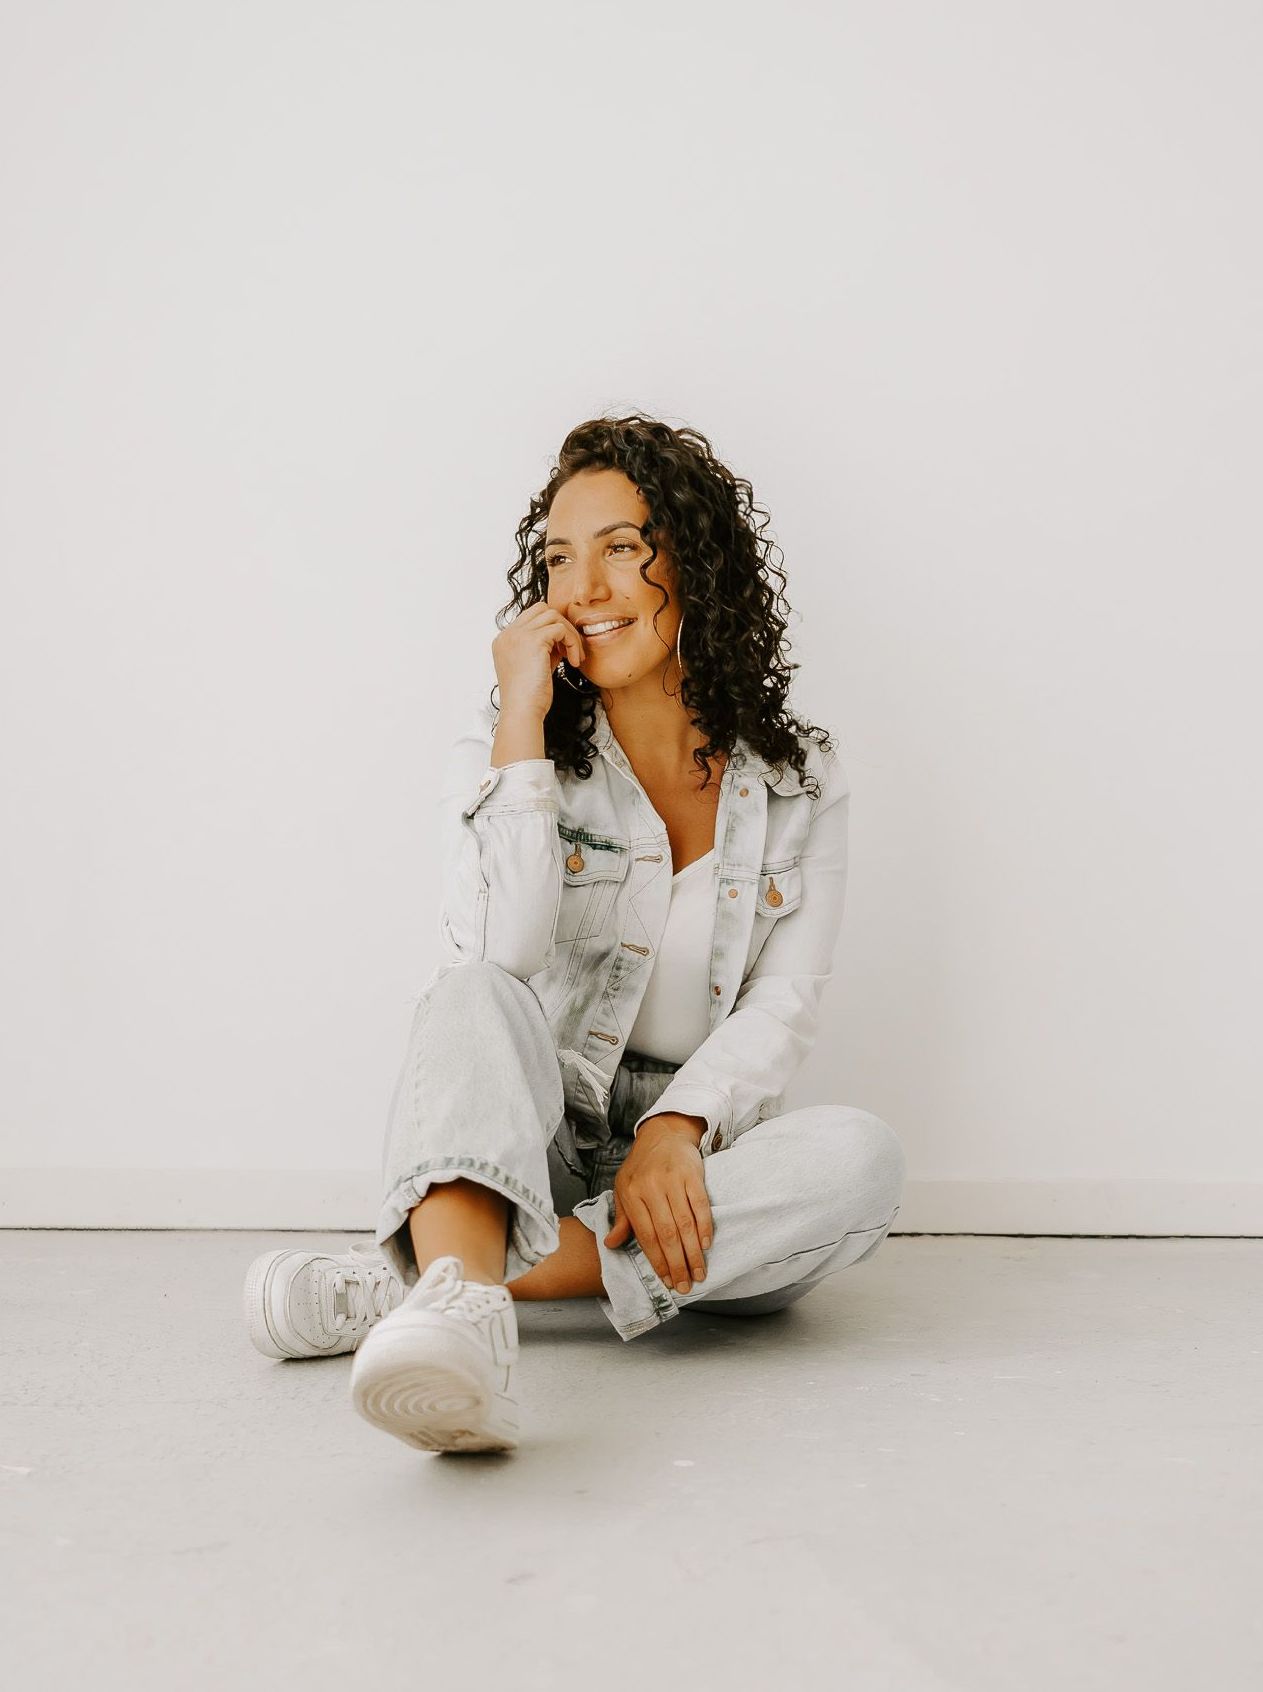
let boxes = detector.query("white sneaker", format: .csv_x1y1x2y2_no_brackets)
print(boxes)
348,1254,520,1454
244,1241,403,1360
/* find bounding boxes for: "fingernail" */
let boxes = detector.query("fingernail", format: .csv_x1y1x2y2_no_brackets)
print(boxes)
676,1280,691,1294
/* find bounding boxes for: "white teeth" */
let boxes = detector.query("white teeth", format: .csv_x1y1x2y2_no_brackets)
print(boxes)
580,618,634,635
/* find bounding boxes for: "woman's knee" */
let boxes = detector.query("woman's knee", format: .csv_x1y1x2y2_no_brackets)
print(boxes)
422,958,530,1010
853,1106,905,1188
792,1104,906,1216
413,959,547,1040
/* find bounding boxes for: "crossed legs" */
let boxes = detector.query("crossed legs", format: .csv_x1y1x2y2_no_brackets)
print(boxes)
407,1178,602,1297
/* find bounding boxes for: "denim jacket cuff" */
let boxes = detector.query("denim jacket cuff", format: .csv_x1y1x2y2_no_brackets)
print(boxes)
462,759,558,818
631,1082,733,1157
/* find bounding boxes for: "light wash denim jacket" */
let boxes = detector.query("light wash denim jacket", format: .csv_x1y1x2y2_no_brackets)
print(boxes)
428,689,850,1159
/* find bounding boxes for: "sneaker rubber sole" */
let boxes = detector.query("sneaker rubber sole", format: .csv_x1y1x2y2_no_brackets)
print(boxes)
349,1315,520,1453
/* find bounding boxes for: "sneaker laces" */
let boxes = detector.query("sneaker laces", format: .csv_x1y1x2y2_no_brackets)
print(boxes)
322,1247,400,1338
414,1256,509,1326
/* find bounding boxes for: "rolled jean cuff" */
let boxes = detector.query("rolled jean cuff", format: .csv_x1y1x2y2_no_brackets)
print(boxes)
375,1156,560,1288
570,1188,681,1342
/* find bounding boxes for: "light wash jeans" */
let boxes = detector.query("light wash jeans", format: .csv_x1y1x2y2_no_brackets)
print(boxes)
375,960,906,1342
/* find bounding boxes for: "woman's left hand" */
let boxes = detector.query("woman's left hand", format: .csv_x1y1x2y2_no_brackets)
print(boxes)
604,1114,714,1294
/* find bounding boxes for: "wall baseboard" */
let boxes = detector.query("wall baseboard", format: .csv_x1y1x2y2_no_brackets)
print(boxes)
1,1170,1260,1235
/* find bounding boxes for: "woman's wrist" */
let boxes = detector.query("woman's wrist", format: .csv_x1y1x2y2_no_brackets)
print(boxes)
637,1112,706,1148
491,707,546,766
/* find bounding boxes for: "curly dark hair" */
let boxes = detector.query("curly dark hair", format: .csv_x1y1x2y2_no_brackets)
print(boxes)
491,413,834,798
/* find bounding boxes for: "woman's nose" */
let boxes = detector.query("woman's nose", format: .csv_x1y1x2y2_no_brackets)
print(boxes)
569,558,609,601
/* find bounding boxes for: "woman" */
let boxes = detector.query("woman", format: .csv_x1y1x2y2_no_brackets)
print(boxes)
243,414,906,1455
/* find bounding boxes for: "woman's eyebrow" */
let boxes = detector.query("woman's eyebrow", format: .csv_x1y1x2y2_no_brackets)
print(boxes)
544,521,643,548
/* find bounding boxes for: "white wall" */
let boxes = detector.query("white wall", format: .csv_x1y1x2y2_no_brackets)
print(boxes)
2,1,1260,1231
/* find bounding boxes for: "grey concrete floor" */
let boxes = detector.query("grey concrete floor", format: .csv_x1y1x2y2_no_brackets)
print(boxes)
2,1231,1259,1692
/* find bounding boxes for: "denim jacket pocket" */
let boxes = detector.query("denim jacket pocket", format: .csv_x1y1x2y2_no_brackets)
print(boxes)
755,857,803,918
555,823,631,942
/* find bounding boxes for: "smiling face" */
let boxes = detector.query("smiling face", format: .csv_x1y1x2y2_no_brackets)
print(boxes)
543,468,682,689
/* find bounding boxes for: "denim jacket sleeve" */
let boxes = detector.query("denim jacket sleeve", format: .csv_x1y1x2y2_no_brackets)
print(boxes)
629,746,851,1156
436,705,564,980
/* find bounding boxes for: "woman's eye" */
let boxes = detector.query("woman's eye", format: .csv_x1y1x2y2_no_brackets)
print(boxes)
546,543,636,568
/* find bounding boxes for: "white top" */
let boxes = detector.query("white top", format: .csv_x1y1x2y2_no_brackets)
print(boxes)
626,849,716,1065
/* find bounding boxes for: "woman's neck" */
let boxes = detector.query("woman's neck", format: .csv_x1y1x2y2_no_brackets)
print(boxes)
599,675,720,785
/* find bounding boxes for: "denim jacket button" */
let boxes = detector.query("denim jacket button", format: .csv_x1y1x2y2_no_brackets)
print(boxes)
566,850,585,873
738,786,749,798
727,887,739,898
709,1131,722,1153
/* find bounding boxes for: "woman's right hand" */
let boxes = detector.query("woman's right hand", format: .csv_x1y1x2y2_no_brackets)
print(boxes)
492,603,588,722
